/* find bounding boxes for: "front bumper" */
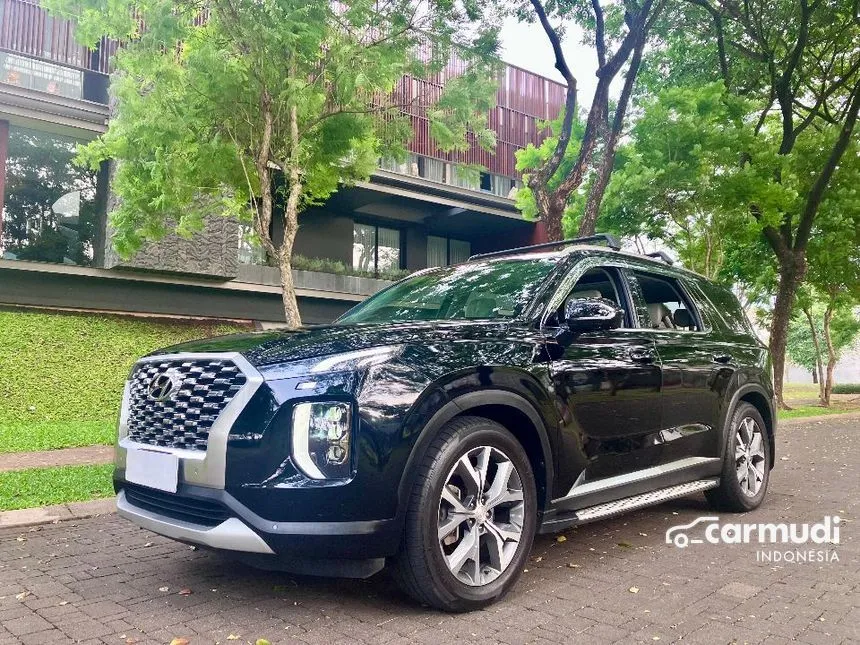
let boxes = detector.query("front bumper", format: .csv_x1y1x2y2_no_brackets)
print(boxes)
114,477,401,564
116,490,274,554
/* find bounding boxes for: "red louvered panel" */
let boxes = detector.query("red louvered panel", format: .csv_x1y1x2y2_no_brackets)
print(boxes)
0,0,112,73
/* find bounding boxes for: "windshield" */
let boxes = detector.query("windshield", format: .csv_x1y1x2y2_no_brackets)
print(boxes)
337,258,559,324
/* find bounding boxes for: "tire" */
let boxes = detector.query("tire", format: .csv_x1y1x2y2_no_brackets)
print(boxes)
393,416,537,612
705,402,771,512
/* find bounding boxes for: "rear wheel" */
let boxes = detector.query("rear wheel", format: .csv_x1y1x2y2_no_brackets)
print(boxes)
394,416,537,612
706,402,771,512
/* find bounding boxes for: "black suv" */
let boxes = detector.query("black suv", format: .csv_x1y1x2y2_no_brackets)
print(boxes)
114,235,776,611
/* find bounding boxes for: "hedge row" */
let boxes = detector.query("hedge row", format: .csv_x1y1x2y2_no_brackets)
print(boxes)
0,309,247,424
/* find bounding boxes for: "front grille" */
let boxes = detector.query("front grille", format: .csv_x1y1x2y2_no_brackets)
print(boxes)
127,357,247,451
124,484,231,527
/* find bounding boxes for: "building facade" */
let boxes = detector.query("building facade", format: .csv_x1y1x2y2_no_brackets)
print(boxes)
0,0,566,323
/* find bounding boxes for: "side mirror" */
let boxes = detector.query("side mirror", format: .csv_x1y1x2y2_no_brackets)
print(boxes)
564,297,624,332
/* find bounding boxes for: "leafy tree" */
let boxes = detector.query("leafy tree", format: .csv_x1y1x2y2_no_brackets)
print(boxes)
788,299,860,405
598,83,757,279
601,0,860,405
45,0,500,327
511,0,662,241
801,180,860,404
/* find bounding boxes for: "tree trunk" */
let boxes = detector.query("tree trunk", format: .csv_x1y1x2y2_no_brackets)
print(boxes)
541,196,567,242
769,258,804,409
822,304,836,407
278,102,304,330
802,305,825,404
579,30,646,236
278,250,302,329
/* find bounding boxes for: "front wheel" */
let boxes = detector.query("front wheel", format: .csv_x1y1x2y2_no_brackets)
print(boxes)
705,402,771,512
394,416,537,612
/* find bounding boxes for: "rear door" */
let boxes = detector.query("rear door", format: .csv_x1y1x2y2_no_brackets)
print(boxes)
624,268,733,466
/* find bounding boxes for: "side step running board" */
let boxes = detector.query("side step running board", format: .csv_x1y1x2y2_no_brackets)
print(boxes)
540,479,718,533
575,479,718,522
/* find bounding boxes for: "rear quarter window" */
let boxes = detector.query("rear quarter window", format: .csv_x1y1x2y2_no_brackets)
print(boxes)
690,279,755,336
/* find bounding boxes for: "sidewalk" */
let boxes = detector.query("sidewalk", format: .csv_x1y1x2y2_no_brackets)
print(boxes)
0,444,113,473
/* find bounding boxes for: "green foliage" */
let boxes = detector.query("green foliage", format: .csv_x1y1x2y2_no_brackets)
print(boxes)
43,0,500,261
0,310,246,446
291,255,410,281
0,464,114,510
832,384,860,395
514,111,585,222
600,80,860,305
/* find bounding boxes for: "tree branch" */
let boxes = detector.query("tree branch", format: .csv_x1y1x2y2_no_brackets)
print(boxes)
794,79,860,252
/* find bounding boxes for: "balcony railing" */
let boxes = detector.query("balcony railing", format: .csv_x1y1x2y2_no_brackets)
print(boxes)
0,0,566,178
0,0,114,74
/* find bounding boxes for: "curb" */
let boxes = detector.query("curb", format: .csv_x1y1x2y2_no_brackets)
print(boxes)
0,497,116,530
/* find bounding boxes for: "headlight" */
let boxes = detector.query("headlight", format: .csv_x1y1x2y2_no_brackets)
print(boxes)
291,401,352,479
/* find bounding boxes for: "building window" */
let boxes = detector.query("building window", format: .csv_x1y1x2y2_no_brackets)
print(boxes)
353,222,401,274
427,235,471,266
237,224,267,265
1,124,103,267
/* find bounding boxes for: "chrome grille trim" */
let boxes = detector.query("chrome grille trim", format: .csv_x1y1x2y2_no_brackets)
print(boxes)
127,358,247,451
116,352,264,490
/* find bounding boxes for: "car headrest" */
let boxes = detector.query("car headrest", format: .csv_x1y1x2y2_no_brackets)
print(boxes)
647,303,674,329
569,289,603,300
465,295,497,318
673,308,693,329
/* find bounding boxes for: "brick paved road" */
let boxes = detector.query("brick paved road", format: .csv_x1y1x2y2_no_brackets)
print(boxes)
1,416,857,645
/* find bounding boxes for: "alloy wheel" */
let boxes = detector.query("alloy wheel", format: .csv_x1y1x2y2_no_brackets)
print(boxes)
735,417,766,496
437,446,525,586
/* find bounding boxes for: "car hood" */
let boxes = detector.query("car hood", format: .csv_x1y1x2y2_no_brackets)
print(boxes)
153,320,519,368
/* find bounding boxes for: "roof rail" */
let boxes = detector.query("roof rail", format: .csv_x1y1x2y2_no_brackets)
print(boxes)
468,234,622,261
645,251,674,265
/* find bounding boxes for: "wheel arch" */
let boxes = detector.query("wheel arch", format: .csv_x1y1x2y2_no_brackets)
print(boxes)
397,390,555,515
727,384,776,467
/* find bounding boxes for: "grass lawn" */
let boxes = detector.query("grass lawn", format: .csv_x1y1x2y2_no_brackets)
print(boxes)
0,420,115,453
0,464,115,511
0,310,247,454
778,405,859,421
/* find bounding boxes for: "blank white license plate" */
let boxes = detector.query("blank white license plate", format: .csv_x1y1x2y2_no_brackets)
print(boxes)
126,448,179,493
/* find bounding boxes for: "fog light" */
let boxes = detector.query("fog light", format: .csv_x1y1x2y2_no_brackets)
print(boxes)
291,402,352,479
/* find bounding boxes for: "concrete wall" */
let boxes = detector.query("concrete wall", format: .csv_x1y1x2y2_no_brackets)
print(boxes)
105,216,240,279
0,262,369,324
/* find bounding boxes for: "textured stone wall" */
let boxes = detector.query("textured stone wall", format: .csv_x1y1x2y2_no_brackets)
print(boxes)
104,216,240,279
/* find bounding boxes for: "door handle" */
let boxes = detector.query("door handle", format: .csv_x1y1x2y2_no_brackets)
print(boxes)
629,349,655,363
713,354,733,364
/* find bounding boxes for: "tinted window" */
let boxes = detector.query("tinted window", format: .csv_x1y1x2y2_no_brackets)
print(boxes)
337,258,558,324
693,279,755,335
631,271,700,331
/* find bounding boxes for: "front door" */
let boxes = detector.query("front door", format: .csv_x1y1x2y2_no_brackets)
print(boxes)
546,266,663,510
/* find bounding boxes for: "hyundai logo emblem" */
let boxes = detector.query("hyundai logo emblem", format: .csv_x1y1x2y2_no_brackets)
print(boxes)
147,369,181,401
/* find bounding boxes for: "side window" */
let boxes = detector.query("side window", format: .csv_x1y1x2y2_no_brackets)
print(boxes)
630,271,701,331
548,266,631,327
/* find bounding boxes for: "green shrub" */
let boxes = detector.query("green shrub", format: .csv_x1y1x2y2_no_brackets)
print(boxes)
832,383,860,395
291,254,410,281
0,310,246,435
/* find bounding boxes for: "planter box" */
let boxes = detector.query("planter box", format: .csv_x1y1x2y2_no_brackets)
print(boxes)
235,265,394,298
